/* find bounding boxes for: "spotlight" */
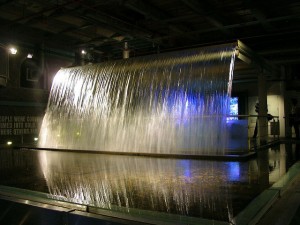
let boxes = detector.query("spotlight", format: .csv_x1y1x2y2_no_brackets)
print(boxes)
9,47,17,55
7,141,12,145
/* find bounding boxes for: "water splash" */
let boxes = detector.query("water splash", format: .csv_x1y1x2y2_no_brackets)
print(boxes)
39,44,237,154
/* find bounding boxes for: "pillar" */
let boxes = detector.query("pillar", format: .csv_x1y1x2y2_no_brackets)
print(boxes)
258,71,268,145
281,66,291,138
0,46,8,87
41,43,47,90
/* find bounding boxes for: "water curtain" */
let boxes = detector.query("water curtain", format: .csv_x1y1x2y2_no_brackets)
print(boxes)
39,44,237,155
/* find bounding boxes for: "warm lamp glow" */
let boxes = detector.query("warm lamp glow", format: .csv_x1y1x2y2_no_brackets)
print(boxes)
9,47,17,55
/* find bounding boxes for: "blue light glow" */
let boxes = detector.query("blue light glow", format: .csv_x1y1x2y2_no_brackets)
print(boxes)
227,162,240,181
227,97,238,120
178,160,191,180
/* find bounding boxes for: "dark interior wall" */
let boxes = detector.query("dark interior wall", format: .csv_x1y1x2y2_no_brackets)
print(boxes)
0,108,45,145
231,82,258,116
0,88,48,145
44,54,74,90
231,91,248,116
0,46,74,145
4,45,74,90
20,57,44,89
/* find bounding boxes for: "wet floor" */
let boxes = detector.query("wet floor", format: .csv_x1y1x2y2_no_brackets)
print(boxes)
0,143,299,222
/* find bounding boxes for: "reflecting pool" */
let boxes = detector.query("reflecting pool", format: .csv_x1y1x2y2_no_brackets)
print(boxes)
0,143,299,223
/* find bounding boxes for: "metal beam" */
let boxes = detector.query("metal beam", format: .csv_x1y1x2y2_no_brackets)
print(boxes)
124,0,166,20
2,0,83,26
155,14,300,42
123,0,189,34
244,0,274,31
180,0,232,36
80,6,154,39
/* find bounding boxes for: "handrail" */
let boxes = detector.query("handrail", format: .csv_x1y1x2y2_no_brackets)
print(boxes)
228,114,279,119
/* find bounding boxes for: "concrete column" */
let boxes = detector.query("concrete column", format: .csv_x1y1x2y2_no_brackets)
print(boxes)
281,67,291,138
257,150,269,191
0,47,8,87
41,43,46,90
258,72,268,145
278,81,286,138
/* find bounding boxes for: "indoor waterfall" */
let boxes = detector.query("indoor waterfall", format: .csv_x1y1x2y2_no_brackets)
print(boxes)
39,44,236,155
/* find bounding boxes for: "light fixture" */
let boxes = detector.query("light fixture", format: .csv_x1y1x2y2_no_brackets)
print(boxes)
9,47,17,55
81,49,87,55
34,137,38,141
7,141,12,145
27,53,33,58
123,42,130,59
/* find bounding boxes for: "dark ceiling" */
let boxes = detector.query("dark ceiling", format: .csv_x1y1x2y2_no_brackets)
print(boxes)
0,0,300,74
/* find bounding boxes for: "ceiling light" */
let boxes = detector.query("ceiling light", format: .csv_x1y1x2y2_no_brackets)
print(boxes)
9,47,17,55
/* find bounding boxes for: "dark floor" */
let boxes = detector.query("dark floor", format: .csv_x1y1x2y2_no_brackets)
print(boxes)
252,139,300,225
256,169,300,225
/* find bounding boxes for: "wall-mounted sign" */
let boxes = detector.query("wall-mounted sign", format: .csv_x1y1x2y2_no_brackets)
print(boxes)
0,115,43,136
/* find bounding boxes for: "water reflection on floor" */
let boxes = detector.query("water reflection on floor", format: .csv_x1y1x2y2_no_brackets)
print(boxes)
0,143,299,222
